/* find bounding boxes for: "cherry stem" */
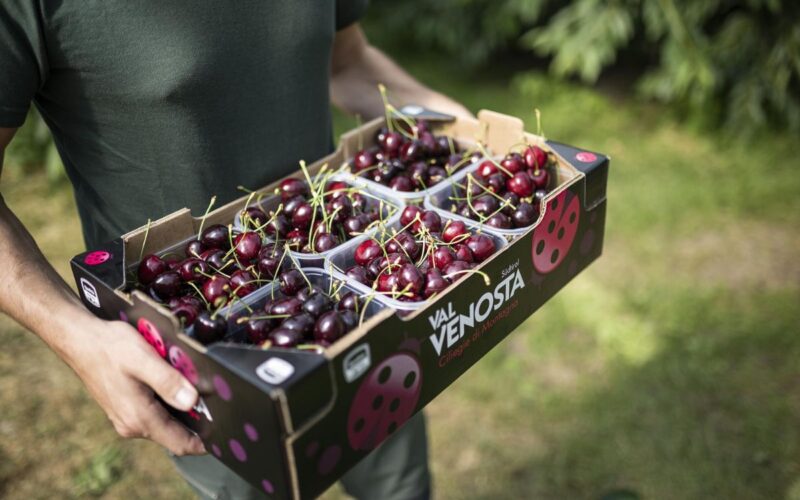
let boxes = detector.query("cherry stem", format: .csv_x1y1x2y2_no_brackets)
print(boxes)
138,218,152,264
197,196,217,240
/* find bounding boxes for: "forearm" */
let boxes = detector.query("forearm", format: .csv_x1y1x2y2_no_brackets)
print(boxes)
330,26,471,120
0,187,97,362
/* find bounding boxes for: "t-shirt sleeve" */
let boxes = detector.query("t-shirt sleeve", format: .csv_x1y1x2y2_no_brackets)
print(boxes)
0,2,49,128
335,0,369,31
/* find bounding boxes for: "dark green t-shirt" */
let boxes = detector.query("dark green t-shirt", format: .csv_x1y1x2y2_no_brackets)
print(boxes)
0,1,367,248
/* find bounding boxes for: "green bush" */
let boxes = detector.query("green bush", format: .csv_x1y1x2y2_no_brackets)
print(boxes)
369,0,800,135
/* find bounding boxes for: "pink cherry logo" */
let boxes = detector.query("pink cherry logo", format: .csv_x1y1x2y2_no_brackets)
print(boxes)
137,318,167,358
575,151,597,163
84,251,111,266
168,345,199,385
532,190,580,274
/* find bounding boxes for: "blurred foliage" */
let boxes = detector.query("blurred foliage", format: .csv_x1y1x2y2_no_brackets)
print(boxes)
369,0,800,136
72,446,127,497
2,109,65,182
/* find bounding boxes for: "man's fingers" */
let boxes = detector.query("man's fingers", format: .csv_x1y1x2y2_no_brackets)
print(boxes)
140,398,206,456
124,343,198,411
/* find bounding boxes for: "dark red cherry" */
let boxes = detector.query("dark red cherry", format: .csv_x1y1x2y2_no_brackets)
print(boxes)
313,233,339,253
529,168,549,190
339,310,359,330
292,203,315,229
487,173,506,193
397,264,424,295
382,132,403,156
375,126,389,146
302,293,333,317
472,195,499,216
400,205,423,226
326,181,350,199
280,178,309,201
269,297,303,316
200,224,229,250
424,269,448,298
400,140,423,163
233,232,262,262
178,258,209,282
500,154,525,175
353,149,377,171
366,257,384,280
379,252,411,271
408,161,428,188
487,213,512,229
269,327,303,348
386,231,420,259
171,302,200,327
282,312,316,335
286,228,308,251
345,266,370,285
184,240,205,259
512,202,538,227
443,260,471,282
296,285,325,303
279,269,306,296
137,254,168,285
193,313,227,345
533,189,548,204
244,206,268,227
412,210,442,233
477,160,497,178
454,244,474,263
466,234,496,262
150,271,182,300
245,319,272,344
343,216,366,237
257,248,284,279
355,239,382,267
202,275,231,307
314,311,346,342
230,269,257,298
507,171,534,197
442,220,469,243
376,271,401,293
200,249,232,272
429,246,456,269
523,145,548,170
427,166,448,185
282,195,306,218
338,291,360,312
389,175,414,192
502,192,521,214
265,213,290,238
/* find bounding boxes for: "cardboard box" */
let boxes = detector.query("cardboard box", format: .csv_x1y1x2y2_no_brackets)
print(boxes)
71,110,608,499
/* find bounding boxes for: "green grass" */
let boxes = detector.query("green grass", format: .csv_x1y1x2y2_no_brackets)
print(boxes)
2,56,799,499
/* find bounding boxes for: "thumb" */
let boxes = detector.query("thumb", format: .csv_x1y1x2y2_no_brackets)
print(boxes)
126,345,198,411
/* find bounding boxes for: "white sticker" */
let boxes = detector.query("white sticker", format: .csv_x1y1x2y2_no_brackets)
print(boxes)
400,105,424,116
80,278,100,308
343,344,371,383
256,358,295,385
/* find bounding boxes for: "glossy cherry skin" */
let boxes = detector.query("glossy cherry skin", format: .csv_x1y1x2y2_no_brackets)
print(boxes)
343,216,366,237
184,240,205,259
502,192,521,215
178,258,209,282
151,271,182,300
282,312,316,335
257,248,284,279
353,149,377,171
245,319,272,344
382,132,403,156
202,275,231,307
376,271,401,293
265,213,290,238
443,260,471,282
399,140,423,163
314,311,346,342
234,232,262,262
500,153,525,175
397,264,424,295
454,244,474,263
486,173,507,193
269,297,303,317
296,285,325,303
345,266,370,285
424,269,448,298
302,293,333,317
269,328,303,348
512,202,538,227
378,252,411,271
533,189,548,204
412,210,442,233
408,162,429,188
529,168,549,190
193,313,227,345
487,213,512,229
389,175,414,192
230,269,257,298
471,195,499,216
313,233,339,253
286,228,309,251
338,291,360,312
200,249,232,272
243,206,268,227
507,172,534,197
355,239,383,267
326,181,350,200
280,178,309,201
400,205,423,226
291,203,315,229
279,269,306,296
339,310,359,330
427,166,448,185
200,224,229,250
442,220,469,243
466,234,496,262
138,254,168,285
524,145,548,170
171,302,200,327
477,160,498,178
282,195,306,218
429,246,456,269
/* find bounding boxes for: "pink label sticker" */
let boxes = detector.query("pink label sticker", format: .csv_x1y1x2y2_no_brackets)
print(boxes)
575,152,597,163
84,251,111,266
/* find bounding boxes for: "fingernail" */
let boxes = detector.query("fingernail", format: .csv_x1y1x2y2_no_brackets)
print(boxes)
175,386,197,409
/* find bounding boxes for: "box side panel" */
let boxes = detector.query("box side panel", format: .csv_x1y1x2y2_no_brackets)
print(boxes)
291,174,608,498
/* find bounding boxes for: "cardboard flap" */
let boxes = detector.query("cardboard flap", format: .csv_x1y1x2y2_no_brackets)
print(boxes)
123,209,195,266
546,140,609,210
477,110,525,153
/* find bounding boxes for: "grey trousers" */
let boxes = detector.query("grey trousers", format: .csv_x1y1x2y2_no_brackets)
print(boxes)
172,412,430,500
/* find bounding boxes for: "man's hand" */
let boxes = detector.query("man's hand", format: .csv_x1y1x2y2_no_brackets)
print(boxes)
1,127,204,456
67,318,206,455
331,24,473,121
